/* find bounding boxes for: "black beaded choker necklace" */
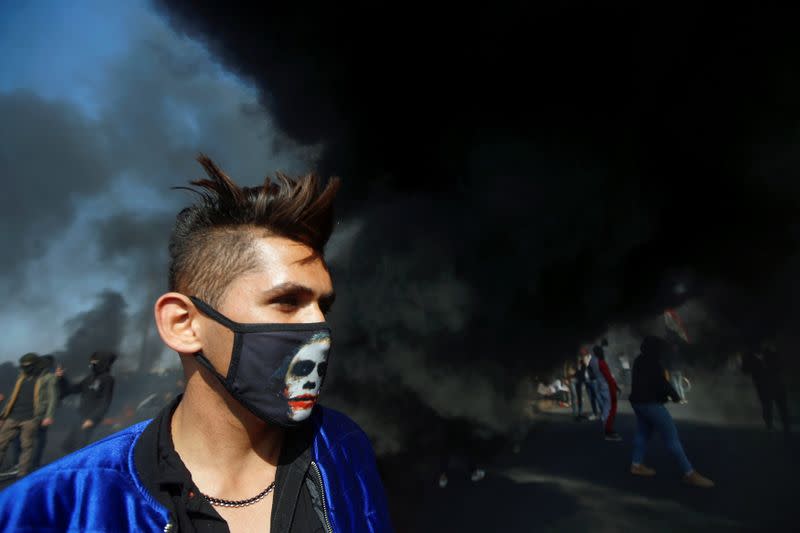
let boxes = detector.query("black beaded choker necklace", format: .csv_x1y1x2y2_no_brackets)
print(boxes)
200,481,276,508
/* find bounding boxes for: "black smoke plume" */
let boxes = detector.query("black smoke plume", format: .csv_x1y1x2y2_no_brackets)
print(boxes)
155,2,800,449
54,290,128,374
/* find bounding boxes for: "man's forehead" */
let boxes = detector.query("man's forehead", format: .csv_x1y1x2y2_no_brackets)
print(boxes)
249,236,333,292
253,236,328,266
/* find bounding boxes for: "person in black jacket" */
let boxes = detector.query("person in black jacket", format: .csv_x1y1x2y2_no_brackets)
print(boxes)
629,336,714,488
56,351,116,453
742,341,791,435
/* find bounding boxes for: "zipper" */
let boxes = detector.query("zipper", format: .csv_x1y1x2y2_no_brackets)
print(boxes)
163,510,178,533
310,461,333,533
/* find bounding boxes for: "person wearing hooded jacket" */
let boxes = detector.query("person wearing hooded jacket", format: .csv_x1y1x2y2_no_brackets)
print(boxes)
629,336,714,488
2,355,62,476
0,353,57,477
57,351,116,453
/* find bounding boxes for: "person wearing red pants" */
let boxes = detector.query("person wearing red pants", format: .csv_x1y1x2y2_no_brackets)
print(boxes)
595,344,622,441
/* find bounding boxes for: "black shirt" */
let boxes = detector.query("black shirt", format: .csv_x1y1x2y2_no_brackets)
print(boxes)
9,375,36,420
60,371,115,423
134,396,327,533
628,352,680,404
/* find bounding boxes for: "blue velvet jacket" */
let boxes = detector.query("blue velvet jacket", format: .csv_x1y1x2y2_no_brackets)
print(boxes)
0,406,392,532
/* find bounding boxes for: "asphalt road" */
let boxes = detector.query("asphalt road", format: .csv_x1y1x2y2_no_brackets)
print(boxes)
383,407,799,532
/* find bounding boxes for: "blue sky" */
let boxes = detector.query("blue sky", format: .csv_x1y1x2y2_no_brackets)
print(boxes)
0,0,133,117
0,0,319,366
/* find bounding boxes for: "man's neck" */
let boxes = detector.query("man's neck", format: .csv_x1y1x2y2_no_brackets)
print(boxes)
171,370,284,496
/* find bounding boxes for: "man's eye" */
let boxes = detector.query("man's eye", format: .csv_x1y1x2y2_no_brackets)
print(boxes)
273,296,299,308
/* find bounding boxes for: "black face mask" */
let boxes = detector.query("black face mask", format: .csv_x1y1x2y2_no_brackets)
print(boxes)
190,297,332,428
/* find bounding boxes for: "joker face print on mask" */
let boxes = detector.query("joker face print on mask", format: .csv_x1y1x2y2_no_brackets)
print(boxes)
283,333,330,421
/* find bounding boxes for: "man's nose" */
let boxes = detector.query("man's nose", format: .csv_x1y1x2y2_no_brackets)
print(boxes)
299,303,325,323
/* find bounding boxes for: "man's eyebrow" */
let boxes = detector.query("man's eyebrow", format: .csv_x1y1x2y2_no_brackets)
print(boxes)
262,282,336,303
262,282,314,298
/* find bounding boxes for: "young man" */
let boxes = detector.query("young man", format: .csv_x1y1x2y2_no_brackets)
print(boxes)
0,353,57,478
628,336,713,488
0,156,392,532
57,351,117,453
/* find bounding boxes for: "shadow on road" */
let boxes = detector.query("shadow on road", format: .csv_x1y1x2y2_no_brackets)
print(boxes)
381,411,799,532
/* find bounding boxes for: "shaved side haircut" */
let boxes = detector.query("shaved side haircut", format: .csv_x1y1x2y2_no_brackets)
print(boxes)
168,154,340,306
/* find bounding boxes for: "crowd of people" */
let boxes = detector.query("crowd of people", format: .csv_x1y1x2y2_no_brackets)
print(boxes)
526,332,793,490
550,339,622,440
0,351,184,481
0,351,119,479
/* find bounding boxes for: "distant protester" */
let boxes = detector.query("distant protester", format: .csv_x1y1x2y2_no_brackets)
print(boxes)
57,351,116,453
584,347,607,423
576,349,599,420
742,341,791,436
594,345,622,441
31,355,58,469
0,353,57,478
628,336,714,488
564,361,580,419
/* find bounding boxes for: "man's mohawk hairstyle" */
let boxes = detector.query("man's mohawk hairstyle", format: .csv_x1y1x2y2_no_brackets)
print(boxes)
186,154,340,251
168,154,341,304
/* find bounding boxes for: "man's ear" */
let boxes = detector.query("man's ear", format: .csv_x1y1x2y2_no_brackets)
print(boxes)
154,293,203,355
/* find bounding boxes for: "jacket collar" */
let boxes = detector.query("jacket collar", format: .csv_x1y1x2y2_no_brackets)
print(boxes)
131,394,317,532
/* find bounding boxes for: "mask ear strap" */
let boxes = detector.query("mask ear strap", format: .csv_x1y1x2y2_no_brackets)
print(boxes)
189,296,243,331
194,352,231,388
